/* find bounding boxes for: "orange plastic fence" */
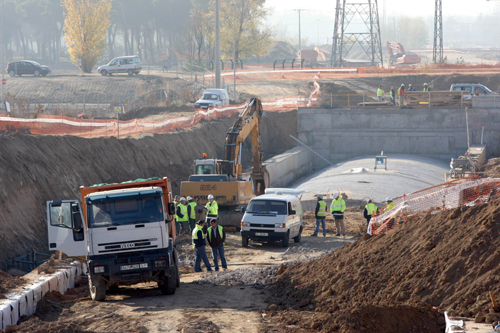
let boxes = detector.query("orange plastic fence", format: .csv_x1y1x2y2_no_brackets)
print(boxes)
368,175,500,235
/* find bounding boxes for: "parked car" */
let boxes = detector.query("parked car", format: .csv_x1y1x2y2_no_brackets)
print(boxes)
450,83,496,97
7,61,50,77
97,56,141,76
194,89,230,109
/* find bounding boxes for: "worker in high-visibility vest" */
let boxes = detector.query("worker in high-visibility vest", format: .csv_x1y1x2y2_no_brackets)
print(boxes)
187,196,197,232
397,84,405,107
363,199,378,227
377,85,384,102
330,193,346,237
176,197,189,235
389,86,396,106
384,197,395,212
312,194,327,237
192,220,212,272
205,194,218,221
423,83,430,92
207,219,228,271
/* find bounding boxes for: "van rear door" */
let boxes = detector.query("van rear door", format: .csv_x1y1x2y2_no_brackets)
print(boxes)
46,200,87,257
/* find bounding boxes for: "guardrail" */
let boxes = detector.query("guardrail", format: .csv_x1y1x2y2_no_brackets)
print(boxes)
12,251,52,272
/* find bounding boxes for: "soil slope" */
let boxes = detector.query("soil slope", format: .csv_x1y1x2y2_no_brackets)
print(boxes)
268,197,500,332
0,110,296,270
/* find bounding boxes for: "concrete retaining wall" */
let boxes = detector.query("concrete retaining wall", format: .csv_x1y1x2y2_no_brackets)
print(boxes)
265,146,313,188
298,108,500,169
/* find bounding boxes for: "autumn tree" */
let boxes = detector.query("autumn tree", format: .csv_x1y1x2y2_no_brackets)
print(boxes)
61,0,111,73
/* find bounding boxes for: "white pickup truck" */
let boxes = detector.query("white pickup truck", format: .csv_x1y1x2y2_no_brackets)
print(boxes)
194,89,230,110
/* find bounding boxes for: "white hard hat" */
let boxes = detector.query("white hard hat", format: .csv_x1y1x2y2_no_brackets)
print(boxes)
401,84,405,87
386,197,392,202
317,194,323,199
409,84,413,87
208,194,214,200
424,82,428,85
180,197,186,201
333,193,339,199
187,196,193,201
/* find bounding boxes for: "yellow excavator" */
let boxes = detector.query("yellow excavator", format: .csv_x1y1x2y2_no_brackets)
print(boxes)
180,98,269,227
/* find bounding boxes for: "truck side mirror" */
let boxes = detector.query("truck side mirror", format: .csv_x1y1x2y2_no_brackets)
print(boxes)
168,202,175,215
289,210,296,215
241,207,246,213
73,213,83,231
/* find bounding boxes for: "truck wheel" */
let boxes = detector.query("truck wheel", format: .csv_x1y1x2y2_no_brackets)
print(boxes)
293,228,302,243
242,236,249,247
158,268,177,295
282,232,290,248
89,275,106,301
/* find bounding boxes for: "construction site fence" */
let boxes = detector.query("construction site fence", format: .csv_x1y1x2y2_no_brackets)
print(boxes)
368,175,500,235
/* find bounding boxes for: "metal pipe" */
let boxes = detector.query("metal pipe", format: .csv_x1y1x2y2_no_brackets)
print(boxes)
290,135,333,166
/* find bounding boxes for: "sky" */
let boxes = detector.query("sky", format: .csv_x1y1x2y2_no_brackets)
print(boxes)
264,0,500,45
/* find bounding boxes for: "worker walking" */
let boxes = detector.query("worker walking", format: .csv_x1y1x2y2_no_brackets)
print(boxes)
330,193,346,237
207,219,228,271
205,194,218,221
195,198,206,222
389,86,396,106
176,197,189,235
312,194,327,237
384,197,395,212
363,199,378,227
187,196,197,232
377,85,384,102
192,220,213,272
397,84,405,107
423,83,430,91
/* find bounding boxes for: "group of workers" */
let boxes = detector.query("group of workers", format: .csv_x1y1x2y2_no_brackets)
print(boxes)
313,194,395,236
173,194,226,273
377,83,430,106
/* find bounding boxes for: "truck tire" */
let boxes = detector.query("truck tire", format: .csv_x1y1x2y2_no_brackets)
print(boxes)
89,275,106,301
293,228,302,243
158,267,177,295
242,236,249,247
173,248,180,288
282,232,289,248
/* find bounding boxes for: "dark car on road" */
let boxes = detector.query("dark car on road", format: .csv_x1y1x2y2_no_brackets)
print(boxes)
7,61,50,77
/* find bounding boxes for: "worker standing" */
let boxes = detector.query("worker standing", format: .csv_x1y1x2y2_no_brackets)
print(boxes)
312,194,327,237
377,85,384,102
195,198,206,222
363,199,378,227
187,196,197,232
408,84,415,92
330,193,346,237
423,83,430,91
389,86,396,106
384,197,395,212
173,195,180,233
176,197,189,235
207,219,228,271
397,84,405,107
205,194,218,221
192,220,213,272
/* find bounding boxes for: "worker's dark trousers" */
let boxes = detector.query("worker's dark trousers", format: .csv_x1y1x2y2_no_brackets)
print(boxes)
366,216,372,227
189,219,196,232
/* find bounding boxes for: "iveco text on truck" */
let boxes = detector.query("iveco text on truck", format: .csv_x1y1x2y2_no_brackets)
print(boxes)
46,177,179,301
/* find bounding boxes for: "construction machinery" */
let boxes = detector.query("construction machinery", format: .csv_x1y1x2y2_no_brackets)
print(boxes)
447,145,486,180
180,98,269,228
387,42,421,66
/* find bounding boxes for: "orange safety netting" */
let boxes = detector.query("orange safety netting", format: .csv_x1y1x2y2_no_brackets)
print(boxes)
368,175,500,235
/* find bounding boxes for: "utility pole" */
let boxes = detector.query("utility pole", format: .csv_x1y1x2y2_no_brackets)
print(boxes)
331,0,341,67
231,2,237,101
215,0,221,88
293,9,306,51
433,0,443,64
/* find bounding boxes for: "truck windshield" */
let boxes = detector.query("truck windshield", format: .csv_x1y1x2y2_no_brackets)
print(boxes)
246,200,287,215
88,197,164,228
202,93,219,100
196,164,215,174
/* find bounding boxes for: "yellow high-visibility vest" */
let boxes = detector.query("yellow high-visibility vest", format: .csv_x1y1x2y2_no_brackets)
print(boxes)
188,202,196,219
177,203,188,222
317,200,327,217
365,203,377,215
206,200,218,216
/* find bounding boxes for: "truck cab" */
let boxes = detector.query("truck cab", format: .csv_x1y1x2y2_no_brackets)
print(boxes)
46,178,179,301
194,89,230,110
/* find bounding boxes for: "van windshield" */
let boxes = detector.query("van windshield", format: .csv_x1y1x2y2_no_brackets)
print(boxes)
88,196,164,228
202,93,219,100
246,200,287,215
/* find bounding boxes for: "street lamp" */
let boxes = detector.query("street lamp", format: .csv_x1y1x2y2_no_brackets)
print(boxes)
231,2,237,101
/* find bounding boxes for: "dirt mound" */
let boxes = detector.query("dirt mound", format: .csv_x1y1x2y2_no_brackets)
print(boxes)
119,104,194,121
268,198,500,331
261,41,297,62
484,158,500,178
0,270,25,299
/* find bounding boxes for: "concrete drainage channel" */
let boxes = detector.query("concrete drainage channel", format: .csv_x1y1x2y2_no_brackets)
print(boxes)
0,262,81,329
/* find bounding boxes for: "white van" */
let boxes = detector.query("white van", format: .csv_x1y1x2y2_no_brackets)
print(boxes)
240,188,304,248
98,56,141,76
194,89,230,109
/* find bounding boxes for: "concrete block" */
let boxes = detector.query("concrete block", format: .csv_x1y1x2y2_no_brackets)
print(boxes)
312,133,331,149
313,113,333,130
369,136,410,154
409,136,449,154
298,114,314,132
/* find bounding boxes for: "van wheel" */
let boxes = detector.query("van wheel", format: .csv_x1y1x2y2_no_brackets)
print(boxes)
127,69,134,76
101,70,107,76
293,228,302,243
282,232,289,248
242,236,249,247
89,275,106,301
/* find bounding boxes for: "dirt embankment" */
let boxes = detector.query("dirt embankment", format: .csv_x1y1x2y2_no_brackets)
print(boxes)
0,110,296,270
266,198,500,332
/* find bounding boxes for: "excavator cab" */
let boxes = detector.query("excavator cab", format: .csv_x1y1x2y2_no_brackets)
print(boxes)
194,159,217,175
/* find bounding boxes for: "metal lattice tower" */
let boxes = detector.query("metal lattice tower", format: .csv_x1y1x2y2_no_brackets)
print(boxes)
433,0,443,64
331,0,383,67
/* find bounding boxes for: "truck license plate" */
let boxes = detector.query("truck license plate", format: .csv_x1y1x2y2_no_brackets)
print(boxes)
121,263,148,271
255,232,268,236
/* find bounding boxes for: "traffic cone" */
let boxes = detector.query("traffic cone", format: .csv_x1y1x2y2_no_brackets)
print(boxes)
281,72,285,79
